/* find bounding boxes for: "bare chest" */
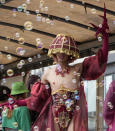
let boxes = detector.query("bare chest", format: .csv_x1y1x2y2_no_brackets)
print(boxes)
47,68,81,93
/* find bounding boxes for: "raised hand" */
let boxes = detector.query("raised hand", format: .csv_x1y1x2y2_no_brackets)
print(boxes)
90,4,109,37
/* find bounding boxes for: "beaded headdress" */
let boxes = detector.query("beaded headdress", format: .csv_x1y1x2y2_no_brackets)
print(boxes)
48,34,80,59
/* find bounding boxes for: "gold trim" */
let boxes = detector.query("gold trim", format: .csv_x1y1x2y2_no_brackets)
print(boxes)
50,43,78,48
48,34,80,59
54,35,60,51
57,34,74,39
52,85,77,95
48,48,80,59
61,36,65,50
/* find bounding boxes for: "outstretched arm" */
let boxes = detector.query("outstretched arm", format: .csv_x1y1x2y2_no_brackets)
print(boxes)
26,70,51,112
81,4,109,80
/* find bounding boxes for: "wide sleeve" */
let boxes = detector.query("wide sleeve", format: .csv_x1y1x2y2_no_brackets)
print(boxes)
103,80,115,126
26,82,51,112
16,99,27,106
81,33,108,80
16,107,31,131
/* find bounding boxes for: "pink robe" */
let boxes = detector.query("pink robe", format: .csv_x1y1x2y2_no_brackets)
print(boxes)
103,80,115,131
26,33,108,131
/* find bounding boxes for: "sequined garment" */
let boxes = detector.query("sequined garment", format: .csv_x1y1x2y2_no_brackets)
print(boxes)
52,86,80,130
27,15,109,130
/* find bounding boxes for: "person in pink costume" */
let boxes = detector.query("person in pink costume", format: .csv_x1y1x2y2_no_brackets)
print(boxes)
27,5,109,131
103,80,115,131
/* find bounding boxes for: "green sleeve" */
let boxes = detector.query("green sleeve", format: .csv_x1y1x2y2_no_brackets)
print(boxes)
2,127,5,131
16,107,31,131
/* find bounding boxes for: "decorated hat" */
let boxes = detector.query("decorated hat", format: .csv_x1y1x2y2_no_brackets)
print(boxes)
11,82,29,95
0,86,11,101
48,34,80,59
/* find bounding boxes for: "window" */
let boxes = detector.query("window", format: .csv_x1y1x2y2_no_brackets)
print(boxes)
104,75,112,97
84,80,96,130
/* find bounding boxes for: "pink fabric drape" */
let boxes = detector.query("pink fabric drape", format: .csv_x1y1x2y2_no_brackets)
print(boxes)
0,99,27,110
26,82,51,113
27,82,88,131
74,31,108,131
74,85,88,131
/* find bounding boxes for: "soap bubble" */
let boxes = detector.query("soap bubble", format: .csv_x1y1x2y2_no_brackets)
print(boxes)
22,3,27,10
72,79,76,83
35,10,40,14
65,16,70,21
4,46,8,51
36,14,42,21
17,6,23,12
98,36,102,42
15,32,20,38
70,4,74,9
20,60,25,65
91,8,96,14
24,21,33,31
21,72,25,76
17,63,23,69
28,57,32,62
16,47,25,56
56,0,62,3
7,69,14,76
18,37,25,44
7,54,12,60
44,6,48,12
34,126,39,131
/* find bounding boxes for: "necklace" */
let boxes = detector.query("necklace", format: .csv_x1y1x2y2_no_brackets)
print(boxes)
55,64,70,77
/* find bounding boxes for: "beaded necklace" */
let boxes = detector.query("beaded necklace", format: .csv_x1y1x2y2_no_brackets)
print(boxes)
55,64,70,77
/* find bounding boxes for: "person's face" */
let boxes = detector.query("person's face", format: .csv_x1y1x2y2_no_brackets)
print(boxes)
56,53,68,62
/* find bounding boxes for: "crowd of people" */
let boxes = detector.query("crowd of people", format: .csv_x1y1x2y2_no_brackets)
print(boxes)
0,6,114,131
0,75,39,131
